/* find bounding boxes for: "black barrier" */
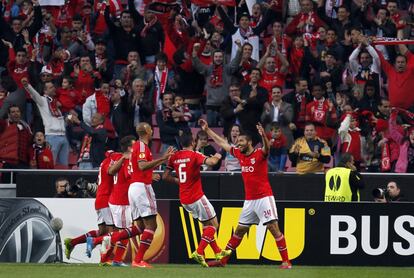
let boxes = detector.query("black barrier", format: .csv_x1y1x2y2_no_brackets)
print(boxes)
170,201,414,266
16,171,413,201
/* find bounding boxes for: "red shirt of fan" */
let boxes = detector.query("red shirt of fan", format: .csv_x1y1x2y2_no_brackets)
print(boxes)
56,88,81,113
109,155,131,206
95,155,116,210
167,150,207,205
259,70,286,99
230,147,273,200
130,141,153,184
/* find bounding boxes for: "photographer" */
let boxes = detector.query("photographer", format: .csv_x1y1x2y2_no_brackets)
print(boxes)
54,177,97,198
324,153,365,202
374,181,405,203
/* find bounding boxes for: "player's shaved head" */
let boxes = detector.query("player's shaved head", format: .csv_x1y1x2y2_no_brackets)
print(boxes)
136,122,151,137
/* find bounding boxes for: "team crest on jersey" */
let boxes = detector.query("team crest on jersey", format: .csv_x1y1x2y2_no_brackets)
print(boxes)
139,153,146,159
250,158,255,164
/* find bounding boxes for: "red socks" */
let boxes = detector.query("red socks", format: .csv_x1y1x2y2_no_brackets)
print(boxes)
134,229,154,263
111,226,142,244
94,225,142,246
113,239,129,263
275,234,289,262
196,226,221,255
221,234,242,264
71,230,99,246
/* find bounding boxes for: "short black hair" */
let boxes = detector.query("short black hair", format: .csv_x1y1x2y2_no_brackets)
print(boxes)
239,132,252,142
55,177,69,186
304,122,315,129
338,152,354,167
120,135,136,153
8,105,20,114
155,52,168,63
179,133,194,148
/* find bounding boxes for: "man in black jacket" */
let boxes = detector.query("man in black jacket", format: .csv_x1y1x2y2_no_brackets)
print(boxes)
128,0,164,64
69,113,107,169
283,77,312,139
0,0,43,51
156,92,190,150
104,7,140,79
239,68,268,145
220,83,243,137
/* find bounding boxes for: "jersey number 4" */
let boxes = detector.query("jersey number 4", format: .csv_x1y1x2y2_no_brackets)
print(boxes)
178,163,187,183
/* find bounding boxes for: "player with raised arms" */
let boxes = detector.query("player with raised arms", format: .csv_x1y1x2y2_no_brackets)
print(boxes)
199,119,292,269
163,133,232,267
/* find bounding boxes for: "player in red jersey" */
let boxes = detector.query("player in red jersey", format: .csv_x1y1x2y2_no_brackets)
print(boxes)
64,150,116,261
199,119,292,269
94,123,174,268
128,122,174,268
105,136,136,266
163,133,231,267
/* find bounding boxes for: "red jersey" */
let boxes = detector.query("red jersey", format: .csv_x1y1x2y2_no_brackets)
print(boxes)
130,140,153,184
305,98,336,140
167,150,207,205
259,70,286,99
230,147,273,200
95,154,116,210
56,87,81,113
109,155,131,206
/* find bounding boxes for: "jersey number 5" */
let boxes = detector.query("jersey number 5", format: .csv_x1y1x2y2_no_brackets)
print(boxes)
178,163,187,183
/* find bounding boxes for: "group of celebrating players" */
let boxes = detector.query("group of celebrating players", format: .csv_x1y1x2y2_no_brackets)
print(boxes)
63,119,291,269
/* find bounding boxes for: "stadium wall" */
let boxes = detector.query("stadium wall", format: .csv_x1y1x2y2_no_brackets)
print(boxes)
16,171,414,201
0,198,413,266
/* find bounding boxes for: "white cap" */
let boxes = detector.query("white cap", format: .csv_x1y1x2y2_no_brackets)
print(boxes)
41,65,53,75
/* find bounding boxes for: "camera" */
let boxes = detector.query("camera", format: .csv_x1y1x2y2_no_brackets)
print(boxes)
65,178,97,197
372,187,388,199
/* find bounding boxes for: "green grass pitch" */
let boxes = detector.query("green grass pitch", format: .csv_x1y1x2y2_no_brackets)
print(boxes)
0,264,411,278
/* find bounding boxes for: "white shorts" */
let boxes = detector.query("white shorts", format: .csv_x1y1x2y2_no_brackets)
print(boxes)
96,207,114,226
238,196,279,226
182,195,216,222
108,203,132,229
128,182,157,220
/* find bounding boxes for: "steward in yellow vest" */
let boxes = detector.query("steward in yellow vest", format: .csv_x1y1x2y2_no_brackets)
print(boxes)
324,153,365,202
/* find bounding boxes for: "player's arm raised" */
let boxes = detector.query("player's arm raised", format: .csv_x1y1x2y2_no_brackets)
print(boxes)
162,167,179,184
138,146,175,170
257,123,270,156
204,153,222,166
108,154,128,175
199,119,232,152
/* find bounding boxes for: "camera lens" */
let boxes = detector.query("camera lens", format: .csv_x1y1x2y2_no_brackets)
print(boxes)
372,188,384,199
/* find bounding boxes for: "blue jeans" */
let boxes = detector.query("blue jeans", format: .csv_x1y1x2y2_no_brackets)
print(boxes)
268,154,287,172
207,109,221,127
188,108,202,127
46,135,69,166
78,162,94,170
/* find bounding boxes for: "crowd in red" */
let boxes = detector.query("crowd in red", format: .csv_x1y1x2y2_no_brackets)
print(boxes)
1,0,414,173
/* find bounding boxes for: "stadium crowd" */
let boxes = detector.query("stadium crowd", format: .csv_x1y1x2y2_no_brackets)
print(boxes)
1,0,414,173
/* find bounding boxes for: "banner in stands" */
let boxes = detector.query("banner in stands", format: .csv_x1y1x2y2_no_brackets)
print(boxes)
171,201,414,266
39,0,65,6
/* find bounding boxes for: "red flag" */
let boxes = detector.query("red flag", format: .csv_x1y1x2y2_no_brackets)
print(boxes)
191,0,236,7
